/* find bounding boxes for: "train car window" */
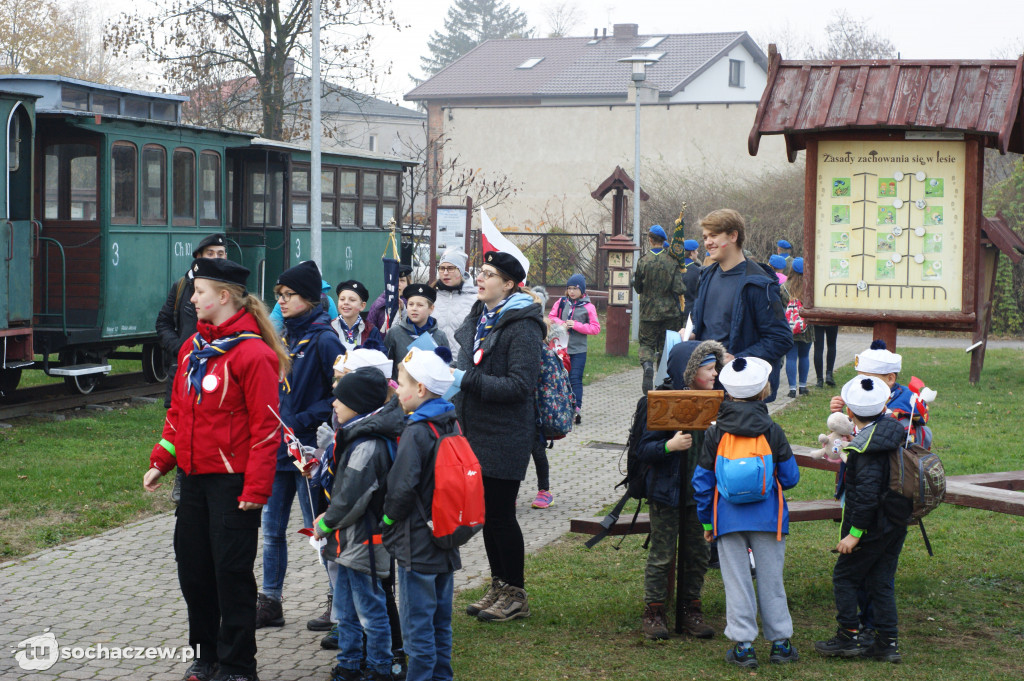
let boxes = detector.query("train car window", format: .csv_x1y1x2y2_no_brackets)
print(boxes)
362,171,378,197
291,166,310,225
92,94,120,115
382,174,398,198
43,144,97,220
153,102,177,122
247,165,283,227
125,98,149,118
172,148,196,225
111,142,137,224
321,168,336,227
361,203,378,228
7,115,19,172
339,170,357,195
61,87,89,111
199,151,221,225
339,200,356,227
142,145,167,223
226,168,234,224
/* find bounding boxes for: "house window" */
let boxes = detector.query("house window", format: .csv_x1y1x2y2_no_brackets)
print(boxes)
729,59,744,88
142,145,166,223
639,37,666,49
368,135,376,152
111,141,137,223
517,58,544,69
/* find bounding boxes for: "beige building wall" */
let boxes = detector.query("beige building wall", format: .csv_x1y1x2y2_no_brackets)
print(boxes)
443,102,792,231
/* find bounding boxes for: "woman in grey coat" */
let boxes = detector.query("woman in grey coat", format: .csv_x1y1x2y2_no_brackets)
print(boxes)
451,251,544,623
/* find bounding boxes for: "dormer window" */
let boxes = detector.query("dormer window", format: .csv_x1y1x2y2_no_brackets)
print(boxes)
639,36,666,49
518,58,544,69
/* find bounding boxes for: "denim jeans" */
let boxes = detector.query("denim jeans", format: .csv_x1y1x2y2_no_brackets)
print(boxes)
261,470,316,599
332,564,391,676
785,340,811,389
568,352,586,409
398,567,454,681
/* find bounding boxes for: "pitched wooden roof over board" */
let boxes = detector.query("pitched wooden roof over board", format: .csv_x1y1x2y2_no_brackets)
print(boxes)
749,46,1024,161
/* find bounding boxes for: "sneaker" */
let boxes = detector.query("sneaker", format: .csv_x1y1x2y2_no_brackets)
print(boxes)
466,577,505,616
725,643,758,668
574,410,582,425
306,595,333,631
531,490,553,509
770,639,799,664
254,593,284,628
799,387,810,395
320,624,339,650
641,603,670,641
182,661,217,681
210,674,258,681
788,389,797,398
679,599,714,639
477,584,530,622
863,635,901,663
814,627,867,657
328,665,361,681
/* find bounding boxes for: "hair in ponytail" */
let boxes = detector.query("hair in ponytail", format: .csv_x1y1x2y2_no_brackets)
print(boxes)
210,281,292,376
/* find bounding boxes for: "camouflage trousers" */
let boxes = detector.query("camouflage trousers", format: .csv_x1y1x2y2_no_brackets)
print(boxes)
638,318,680,366
644,500,711,604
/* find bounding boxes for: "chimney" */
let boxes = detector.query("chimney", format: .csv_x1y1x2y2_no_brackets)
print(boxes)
593,28,598,38
613,24,639,38
602,27,607,38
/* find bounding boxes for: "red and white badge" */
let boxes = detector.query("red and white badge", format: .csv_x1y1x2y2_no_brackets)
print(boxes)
202,374,220,393
473,348,484,365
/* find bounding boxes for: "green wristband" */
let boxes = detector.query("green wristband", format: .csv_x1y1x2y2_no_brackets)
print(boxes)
849,527,864,538
159,438,176,457
702,523,714,532
665,441,671,454
317,517,331,534
382,515,394,526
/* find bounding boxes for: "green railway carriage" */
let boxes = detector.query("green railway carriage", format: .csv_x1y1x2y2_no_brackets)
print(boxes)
0,76,413,395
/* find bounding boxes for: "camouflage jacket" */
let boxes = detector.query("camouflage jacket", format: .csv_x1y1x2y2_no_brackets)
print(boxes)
632,249,685,321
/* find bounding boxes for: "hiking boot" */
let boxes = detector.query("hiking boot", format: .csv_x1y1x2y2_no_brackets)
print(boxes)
466,577,505,616
863,635,901,663
725,643,758,668
814,627,867,657
328,665,361,681
679,599,714,638
182,661,217,681
858,627,876,647
641,602,670,640
788,389,797,398
320,624,339,650
641,362,654,393
770,639,799,664
531,490,553,509
477,584,530,622
254,593,284,628
799,387,810,395
306,595,333,631
815,377,824,388
826,371,836,387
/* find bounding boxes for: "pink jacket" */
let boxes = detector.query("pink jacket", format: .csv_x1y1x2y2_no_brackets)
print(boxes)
549,295,601,354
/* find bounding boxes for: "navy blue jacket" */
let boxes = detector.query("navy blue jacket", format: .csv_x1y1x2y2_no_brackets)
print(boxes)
691,259,793,363
278,307,345,470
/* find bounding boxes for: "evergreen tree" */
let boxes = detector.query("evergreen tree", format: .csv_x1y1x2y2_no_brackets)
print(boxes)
420,0,531,77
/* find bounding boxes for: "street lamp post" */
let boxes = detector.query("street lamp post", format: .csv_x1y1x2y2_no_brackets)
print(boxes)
617,54,660,342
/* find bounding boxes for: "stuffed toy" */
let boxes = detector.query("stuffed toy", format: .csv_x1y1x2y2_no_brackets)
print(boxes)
812,411,856,462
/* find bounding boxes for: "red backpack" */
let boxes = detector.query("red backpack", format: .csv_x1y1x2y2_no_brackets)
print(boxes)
415,421,486,549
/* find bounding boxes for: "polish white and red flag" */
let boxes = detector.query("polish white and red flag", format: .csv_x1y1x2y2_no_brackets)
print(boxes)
479,207,530,284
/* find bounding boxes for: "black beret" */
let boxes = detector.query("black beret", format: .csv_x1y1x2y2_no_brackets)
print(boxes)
336,279,370,302
484,251,526,284
276,261,322,304
404,283,436,304
333,366,389,415
192,233,226,258
398,264,413,278
187,258,249,290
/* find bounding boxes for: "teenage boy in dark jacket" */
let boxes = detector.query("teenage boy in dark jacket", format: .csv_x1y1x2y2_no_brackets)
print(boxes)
815,376,911,664
384,347,461,681
636,339,725,641
314,368,403,681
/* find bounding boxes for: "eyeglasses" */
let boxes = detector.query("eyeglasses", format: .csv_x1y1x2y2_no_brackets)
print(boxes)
477,270,501,281
437,266,460,273
275,291,296,302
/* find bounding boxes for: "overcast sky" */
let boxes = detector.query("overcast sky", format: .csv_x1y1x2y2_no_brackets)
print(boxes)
110,0,1024,105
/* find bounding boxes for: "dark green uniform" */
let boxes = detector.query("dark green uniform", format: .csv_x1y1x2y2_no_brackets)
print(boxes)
633,249,685,366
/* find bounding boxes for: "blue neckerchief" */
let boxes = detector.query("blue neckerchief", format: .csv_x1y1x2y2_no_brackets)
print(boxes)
651,246,665,255
410,317,436,338
335,315,362,345
185,331,261,403
407,397,455,424
684,257,696,266
474,295,512,350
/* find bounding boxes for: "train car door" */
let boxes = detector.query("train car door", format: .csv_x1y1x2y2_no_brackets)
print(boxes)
4,102,35,326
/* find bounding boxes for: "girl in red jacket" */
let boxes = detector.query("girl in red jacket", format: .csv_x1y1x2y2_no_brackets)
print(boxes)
144,258,289,681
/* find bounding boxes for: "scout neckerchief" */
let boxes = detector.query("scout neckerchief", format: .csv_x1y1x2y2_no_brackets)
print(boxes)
563,296,584,322
409,317,436,338
651,246,665,255
185,327,261,403
474,295,512,351
281,309,328,394
335,314,362,346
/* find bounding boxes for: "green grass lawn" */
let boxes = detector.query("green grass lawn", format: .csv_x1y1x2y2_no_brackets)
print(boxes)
18,352,144,388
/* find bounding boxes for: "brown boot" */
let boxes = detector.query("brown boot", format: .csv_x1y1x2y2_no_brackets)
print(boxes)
642,602,669,640
466,577,505,616
679,599,715,638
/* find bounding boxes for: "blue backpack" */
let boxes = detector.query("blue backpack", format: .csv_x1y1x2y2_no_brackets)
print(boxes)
714,432,776,504
536,344,575,441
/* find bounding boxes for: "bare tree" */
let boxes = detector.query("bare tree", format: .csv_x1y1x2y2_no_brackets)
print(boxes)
752,21,811,60
542,1,583,38
106,0,399,140
806,11,897,60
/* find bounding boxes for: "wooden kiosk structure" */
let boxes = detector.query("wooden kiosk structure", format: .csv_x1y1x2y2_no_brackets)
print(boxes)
748,47,1024,382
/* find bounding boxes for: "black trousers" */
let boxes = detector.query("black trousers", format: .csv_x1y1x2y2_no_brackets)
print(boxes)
481,476,525,588
175,473,262,675
832,526,907,638
814,325,839,380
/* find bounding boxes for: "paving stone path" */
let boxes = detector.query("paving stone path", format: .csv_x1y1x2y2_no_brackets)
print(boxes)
2,333,1020,680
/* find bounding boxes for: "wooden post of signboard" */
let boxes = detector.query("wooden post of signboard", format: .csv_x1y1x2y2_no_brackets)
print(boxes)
429,197,473,276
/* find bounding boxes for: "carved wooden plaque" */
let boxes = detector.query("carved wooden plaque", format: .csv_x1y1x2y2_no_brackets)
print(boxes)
646,390,724,431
